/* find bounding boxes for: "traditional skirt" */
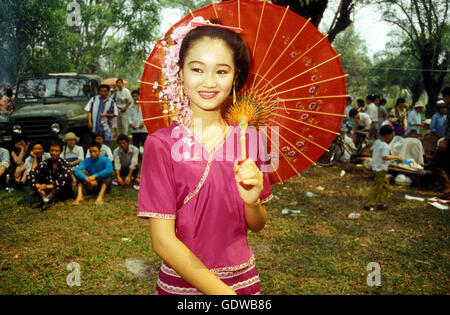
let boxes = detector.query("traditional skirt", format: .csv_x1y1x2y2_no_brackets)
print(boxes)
155,255,261,295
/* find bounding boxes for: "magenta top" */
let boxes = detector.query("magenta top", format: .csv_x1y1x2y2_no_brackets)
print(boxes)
138,122,273,270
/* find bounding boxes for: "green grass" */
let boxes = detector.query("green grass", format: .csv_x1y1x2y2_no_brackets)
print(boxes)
0,163,448,294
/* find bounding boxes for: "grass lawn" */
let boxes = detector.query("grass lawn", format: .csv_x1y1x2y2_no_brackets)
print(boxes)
0,162,448,294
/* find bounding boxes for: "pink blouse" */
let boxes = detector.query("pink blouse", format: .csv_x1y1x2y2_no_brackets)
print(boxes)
138,122,273,270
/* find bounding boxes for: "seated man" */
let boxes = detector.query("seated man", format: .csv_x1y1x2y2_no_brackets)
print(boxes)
22,140,51,186
0,147,10,187
73,142,113,205
349,108,372,148
113,134,140,186
85,133,114,162
29,141,73,210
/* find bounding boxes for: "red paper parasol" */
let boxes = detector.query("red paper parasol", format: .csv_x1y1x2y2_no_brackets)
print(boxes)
139,0,347,184
101,77,128,87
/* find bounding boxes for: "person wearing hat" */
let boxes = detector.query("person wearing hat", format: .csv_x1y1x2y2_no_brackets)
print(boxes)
61,132,84,185
407,103,425,137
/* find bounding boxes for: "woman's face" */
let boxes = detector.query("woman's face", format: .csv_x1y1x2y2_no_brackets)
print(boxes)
66,139,76,148
180,37,235,113
32,144,44,157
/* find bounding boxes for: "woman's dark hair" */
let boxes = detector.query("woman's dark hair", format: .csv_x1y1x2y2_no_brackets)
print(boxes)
178,22,250,92
49,140,63,152
99,84,111,91
131,89,140,96
379,98,387,106
357,99,365,107
395,98,406,108
30,140,45,150
379,125,394,137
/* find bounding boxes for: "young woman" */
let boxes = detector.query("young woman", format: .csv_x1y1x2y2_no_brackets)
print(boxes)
388,98,408,137
138,22,273,295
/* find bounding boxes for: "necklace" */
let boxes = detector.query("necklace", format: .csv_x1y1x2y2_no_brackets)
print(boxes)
190,120,229,153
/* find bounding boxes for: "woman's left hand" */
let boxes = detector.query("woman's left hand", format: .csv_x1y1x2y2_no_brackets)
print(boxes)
234,158,264,205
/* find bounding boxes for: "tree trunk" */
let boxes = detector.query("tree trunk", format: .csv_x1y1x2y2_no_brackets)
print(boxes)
421,43,449,118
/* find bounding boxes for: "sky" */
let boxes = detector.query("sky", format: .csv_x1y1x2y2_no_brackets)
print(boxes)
158,2,393,60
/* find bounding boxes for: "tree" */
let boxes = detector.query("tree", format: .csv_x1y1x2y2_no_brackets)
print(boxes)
371,32,425,107
0,0,161,84
376,0,449,117
331,24,372,97
0,0,72,84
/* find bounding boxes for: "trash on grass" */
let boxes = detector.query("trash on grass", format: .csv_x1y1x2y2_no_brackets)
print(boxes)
428,202,449,210
306,192,314,197
121,238,131,242
316,186,325,191
282,208,301,214
405,194,425,202
133,185,140,191
340,170,346,177
347,213,360,220
428,197,450,204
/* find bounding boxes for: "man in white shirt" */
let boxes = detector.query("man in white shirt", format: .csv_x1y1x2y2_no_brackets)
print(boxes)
349,109,372,148
85,133,114,162
113,134,139,186
365,94,379,139
406,104,424,136
0,147,10,186
114,78,133,136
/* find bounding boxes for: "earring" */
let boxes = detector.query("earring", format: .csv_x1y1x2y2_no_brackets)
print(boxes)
233,82,236,105
179,83,184,100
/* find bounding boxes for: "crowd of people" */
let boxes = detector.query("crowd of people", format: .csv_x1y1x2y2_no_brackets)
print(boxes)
0,79,147,211
341,87,450,210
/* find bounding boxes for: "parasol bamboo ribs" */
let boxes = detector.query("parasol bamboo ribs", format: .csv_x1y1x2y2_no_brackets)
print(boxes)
143,113,177,122
272,107,345,117
251,0,267,59
265,54,342,94
268,118,329,151
250,5,290,90
253,17,311,91
142,60,161,70
271,112,339,135
278,94,349,102
211,0,219,19
270,74,348,97
270,127,316,165
259,34,331,92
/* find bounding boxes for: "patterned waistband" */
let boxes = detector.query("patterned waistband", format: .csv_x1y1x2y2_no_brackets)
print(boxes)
161,254,256,279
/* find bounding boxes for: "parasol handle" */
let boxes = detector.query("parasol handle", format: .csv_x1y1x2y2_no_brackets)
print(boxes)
238,115,249,161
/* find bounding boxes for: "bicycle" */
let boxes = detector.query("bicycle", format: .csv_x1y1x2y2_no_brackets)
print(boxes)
316,128,372,167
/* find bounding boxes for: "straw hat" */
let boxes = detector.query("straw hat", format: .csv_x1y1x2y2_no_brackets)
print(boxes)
413,104,424,108
62,132,80,142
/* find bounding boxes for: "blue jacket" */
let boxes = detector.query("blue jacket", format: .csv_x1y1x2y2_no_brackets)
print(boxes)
74,156,113,181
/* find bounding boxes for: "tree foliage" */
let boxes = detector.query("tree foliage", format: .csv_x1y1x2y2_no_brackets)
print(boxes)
376,0,449,117
0,0,161,85
331,24,372,97
371,31,425,107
